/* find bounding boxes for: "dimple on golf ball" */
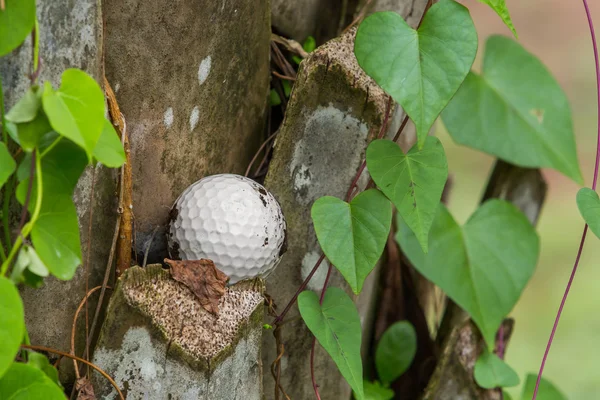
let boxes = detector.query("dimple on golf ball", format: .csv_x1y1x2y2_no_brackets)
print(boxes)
167,174,287,284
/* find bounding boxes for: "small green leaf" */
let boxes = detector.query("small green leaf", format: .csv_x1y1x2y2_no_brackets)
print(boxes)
311,189,392,294
521,373,567,400
0,0,36,56
303,36,316,53
0,362,65,399
17,141,87,280
269,89,281,106
375,321,417,384
0,143,16,189
358,381,394,400
10,245,48,287
14,115,53,152
442,35,583,184
396,200,539,347
477,0,517,38
5,87,41,123
93,119,126,167
27,352,61,387
42,69,106,159
474,351,519,389
0,277,25,378
576,188,600,239
367,137,447,252
298,288,364,399
354,0,477,147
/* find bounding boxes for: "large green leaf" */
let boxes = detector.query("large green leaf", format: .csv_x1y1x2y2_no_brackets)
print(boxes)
477,0,517,38
93,119,126,167
6,87,41,124
0,143,16,189
359,381,394,400
576,188,600,239
354,0,477,147
298,288,364,399
521,374,566,400
0,0,36,56
27,352,61,387
311,189,392,294
375,321,416,384
442,35,583,184
42,69,106,159
396,200,539,346
6,87,52,152
0,277,25,378
474,351,519,389
17,141,87,280
0,362,65,399
366,137,447,252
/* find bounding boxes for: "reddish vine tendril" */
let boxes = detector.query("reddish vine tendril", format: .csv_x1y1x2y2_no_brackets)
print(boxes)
533,1,600,398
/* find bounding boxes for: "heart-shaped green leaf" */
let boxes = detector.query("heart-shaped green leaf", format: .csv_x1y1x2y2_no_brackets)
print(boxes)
93,119,126,167
474,351,520,389
17,141,87,280
360,381,394,400
42,69,106,159
396,200,539,346
521,374,566,400
0,362,65,399
0,0,36,56
27,352,61,387
367,137,447,252
576,188,600,239
442,35,583,184
0,143,16,189
311,189,392,294
477,0,517,38
354,0,477,148
298,288,364,399
375,321,416,385
0,277,25,378
6,87,41,124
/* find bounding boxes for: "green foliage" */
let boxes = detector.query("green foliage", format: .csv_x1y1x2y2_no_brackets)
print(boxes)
521,374,567,400
0,277,25,378
474,350,519,389
42,69,106,160
442,35,583,184
576,188,600,239
354,0,477,148
477,0,517,38
0,362,64,399
396,200,539,347
359,381,394,400
298,288,364,399
293,36,316,64
93,120,126,168
311,189,392,293
366,137,447,252
26,352,61,387
375,321,417,385
0,0,36,57
0,143,15,187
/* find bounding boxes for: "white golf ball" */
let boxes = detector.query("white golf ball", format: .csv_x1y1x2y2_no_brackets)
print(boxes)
167,174,287,283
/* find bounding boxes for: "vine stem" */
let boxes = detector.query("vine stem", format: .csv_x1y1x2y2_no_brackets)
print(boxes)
532,1,600,398
0,149,43,276
21,345,125,400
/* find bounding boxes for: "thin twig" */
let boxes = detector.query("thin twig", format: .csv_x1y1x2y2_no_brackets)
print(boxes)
22,345,125,400
271,34,308,58
272,71,296,81
70,285,108,379
245,130,279,177
342,0,374,35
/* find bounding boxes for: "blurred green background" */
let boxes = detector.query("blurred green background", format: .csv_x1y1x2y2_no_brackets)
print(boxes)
442,1,600,398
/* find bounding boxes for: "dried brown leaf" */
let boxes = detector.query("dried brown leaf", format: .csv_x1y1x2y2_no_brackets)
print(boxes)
164,258,229,314
75,377,96,400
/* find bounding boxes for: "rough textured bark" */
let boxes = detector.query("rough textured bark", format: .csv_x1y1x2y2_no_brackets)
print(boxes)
271,0,345,43
92,265,265,399
423,160,547,399
262,28,391,399
103,0,270,264
0,0,114,384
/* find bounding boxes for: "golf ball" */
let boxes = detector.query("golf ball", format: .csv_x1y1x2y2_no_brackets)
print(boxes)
167,174,287,283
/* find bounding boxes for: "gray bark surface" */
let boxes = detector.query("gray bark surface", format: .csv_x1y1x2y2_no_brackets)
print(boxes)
92,265,265,399
103,0,271,263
